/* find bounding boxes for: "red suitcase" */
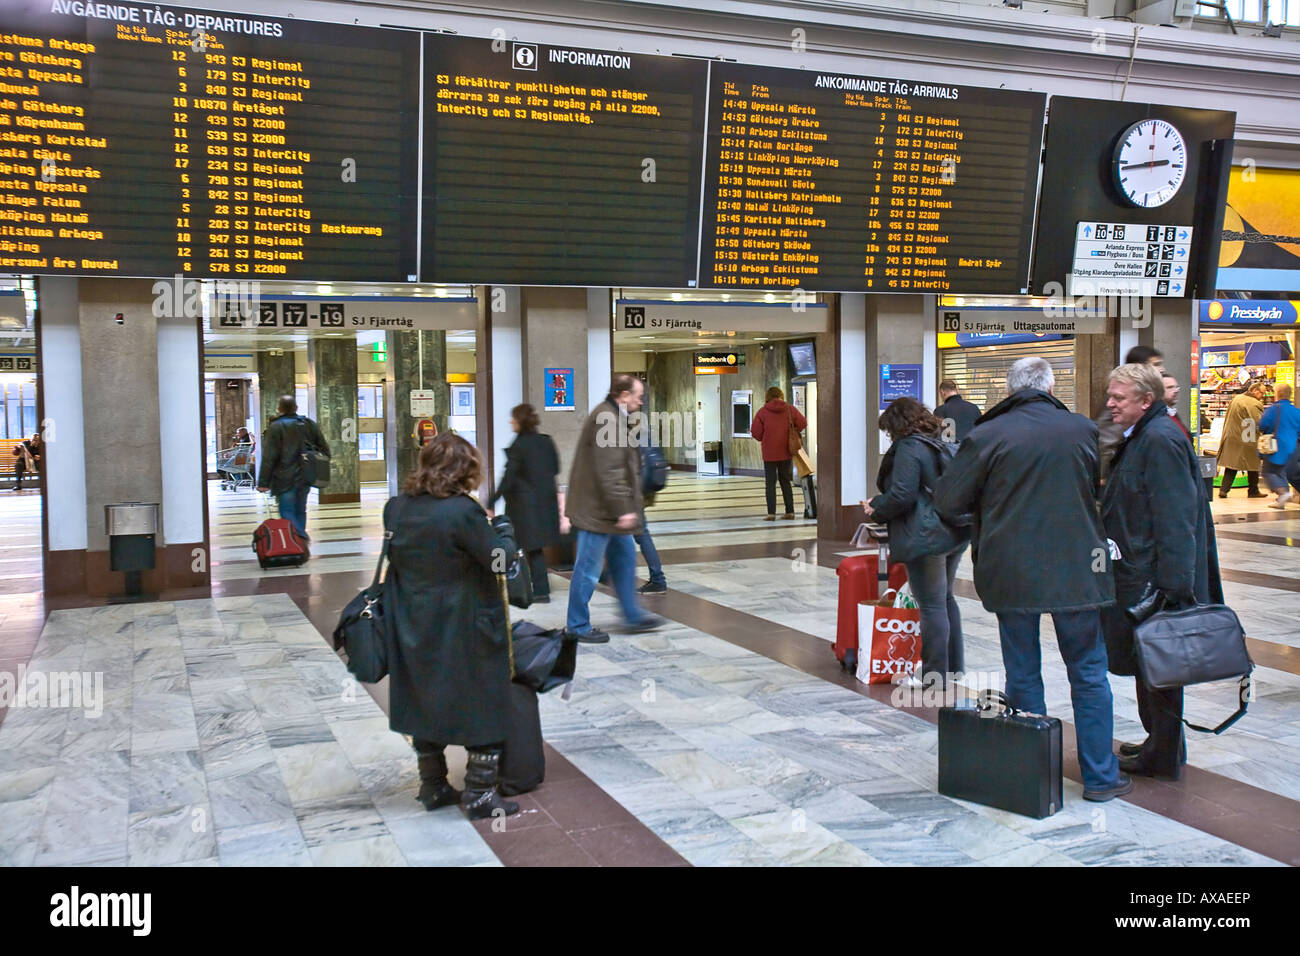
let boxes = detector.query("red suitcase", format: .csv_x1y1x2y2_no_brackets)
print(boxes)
835,524,906,672
252,518,309,569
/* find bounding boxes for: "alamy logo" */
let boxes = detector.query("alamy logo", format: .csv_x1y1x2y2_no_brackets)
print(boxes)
50,886,151,936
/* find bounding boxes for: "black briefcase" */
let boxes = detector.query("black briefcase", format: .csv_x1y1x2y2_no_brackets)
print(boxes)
937,692,1063,819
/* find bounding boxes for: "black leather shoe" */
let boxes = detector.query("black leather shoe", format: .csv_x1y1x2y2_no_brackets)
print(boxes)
1118,740,1146,757
638,581,667,595
1247,490,1269,499
570,627,610,645
532,595,551,604
626,614,666,633
1083,774,1135,802
1118,755,1182,781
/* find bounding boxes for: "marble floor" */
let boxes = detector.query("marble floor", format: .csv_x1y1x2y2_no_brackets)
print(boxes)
2,472,1298,866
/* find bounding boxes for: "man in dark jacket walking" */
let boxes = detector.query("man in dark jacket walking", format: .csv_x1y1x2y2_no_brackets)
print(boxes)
564,375,664,644
256,395,330,541
1101,363,1223,781
935,380,980,442
935,356,1131,802
1097,346,1163,480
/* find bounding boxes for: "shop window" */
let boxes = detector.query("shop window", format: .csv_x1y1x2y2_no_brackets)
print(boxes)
358,385,384,418
359,433,384,461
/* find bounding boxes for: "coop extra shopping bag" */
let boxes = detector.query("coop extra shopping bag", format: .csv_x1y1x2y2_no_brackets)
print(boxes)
855,602,923,685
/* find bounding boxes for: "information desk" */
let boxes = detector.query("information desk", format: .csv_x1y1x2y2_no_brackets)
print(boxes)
0,3,419,280
698,63,1046,293
421,35,706,287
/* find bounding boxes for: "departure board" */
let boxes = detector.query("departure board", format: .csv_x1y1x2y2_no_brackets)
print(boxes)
0,2,418,280
699,64,1046,293
421,35,706,287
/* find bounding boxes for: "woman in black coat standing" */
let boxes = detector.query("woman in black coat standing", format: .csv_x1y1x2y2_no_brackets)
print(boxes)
489,403,562,602
384,433,520,820
863,398,969,687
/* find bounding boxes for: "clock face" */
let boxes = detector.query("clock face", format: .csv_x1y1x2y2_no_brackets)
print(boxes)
1113,119,1188,208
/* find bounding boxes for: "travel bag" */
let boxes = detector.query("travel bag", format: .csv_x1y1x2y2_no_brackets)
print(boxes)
252,517,309,569
833,523,906,672
937,691,1063,819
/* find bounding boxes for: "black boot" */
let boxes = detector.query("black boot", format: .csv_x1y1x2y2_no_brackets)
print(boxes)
416,751,461,811
461,748,520,821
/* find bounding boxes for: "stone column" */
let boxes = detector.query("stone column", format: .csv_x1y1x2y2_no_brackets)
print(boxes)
214,378,247,452
257,350,296,434
307,336,360,504
1140,298,1195,405
384,329,448,494
1077,319,1119,419
864,293,926,495
520,287,602,475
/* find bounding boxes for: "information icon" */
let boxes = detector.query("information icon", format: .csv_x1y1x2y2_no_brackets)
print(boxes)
513,43,538,70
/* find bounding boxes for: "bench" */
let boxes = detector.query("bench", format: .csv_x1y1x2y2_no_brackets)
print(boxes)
0,438,38,490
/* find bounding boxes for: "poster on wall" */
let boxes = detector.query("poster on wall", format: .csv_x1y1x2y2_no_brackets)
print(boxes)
880,364,923,411
544,368,575,412
450,385,475,417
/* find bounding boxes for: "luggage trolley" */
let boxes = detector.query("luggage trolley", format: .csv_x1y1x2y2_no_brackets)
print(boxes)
216,445,256,491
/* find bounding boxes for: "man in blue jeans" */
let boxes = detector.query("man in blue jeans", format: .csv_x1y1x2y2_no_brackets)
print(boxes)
936,357,1132,802
564,375,664,643
256,395,330,543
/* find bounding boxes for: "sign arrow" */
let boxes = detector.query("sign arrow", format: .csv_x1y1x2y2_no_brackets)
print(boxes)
1173,283,1183,293
1176,247,1186,257
1084,225,1092,238
1176,265,1184,276
1178,229,1189,240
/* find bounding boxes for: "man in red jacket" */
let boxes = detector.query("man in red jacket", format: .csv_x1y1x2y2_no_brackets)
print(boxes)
750,386,807,519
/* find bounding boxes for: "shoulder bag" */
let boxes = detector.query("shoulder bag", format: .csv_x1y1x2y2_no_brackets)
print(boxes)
1132,598,1254,734
787,406,803,455
332,498,404,682
490,514,533,609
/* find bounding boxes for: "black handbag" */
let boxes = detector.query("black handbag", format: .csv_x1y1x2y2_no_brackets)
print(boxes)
510,621,578,693
332,499,403,683
1133,601,1254,734
505,550,533,609
938,691,1063,819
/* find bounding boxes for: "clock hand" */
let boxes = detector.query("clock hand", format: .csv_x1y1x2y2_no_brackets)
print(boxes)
1122,159,1171,170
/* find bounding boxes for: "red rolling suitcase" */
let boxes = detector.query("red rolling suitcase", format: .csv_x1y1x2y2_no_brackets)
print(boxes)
834,523,906,672
252,518,309,569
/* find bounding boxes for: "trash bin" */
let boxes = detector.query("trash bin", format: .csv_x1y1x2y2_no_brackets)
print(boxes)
1198,456,1217,502
105,503,158,599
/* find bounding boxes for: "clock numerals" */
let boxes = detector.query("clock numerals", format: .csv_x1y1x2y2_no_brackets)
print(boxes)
1113,119,1187,209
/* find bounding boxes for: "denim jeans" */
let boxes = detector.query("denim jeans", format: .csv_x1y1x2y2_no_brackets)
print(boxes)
634,517,665,587
277,484,310,540
995,609,1121,792
566,529,650,634
903,546,965,682
1261,459,1288,494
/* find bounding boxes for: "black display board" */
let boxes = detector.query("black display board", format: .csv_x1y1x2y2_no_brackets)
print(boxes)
420,35,707,286
698,63,1046,294
1031,97,1236,296
0,1,419,280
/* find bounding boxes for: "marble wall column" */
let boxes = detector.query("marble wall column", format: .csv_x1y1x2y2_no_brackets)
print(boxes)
214,378,248,451
307,336,360,504
257,350,296,433
1140,299,1196,420
384,330,448,495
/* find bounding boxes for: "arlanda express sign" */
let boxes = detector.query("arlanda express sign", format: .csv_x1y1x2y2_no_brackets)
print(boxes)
1200,300,1300,325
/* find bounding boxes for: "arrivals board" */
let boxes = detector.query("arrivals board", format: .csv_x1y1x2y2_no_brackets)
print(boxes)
698,63,1046,293
421,34,707,287
0,2,419,280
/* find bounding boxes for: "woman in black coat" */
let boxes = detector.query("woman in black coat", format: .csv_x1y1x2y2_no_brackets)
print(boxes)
384,433,520,820
863,398,969,687
1101,363,1223,782
489,403,561,602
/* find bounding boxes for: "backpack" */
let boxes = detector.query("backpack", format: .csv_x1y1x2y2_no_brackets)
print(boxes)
641,444,669,496
291,417,330,488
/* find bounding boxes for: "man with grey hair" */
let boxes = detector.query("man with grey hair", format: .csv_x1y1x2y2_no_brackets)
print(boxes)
1101,362,1222,780
936,355,1131,801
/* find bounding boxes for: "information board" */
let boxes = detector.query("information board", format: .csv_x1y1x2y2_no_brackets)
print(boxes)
1069,221,1193,297
421,35,706,286
698,63,1045,293
0,2,419,280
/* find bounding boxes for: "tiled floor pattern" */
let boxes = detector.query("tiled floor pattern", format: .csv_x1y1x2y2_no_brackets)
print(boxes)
4,473,1299,866
0,596,498,867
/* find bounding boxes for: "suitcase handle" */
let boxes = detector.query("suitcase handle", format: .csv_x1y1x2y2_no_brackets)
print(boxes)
850,522,888,548
976,689,1015,715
